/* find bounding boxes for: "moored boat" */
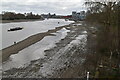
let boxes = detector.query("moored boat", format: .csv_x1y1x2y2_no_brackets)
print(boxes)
8,27,23,31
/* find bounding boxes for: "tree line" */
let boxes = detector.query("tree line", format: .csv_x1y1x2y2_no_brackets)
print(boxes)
85,1,120,78
85,1,120,56
1,12,43,20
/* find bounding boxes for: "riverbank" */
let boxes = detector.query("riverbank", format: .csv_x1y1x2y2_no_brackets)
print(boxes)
3,22,89,78
2,21,120,79
0,19,44,23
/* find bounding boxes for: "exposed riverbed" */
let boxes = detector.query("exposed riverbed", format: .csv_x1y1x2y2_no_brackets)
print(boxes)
2,22,89,78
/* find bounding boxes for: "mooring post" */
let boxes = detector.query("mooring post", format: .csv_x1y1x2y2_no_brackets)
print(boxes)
87,72,89,80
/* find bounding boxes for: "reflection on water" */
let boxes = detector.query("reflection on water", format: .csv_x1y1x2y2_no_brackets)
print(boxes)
1,19,73,49
3,28,70,71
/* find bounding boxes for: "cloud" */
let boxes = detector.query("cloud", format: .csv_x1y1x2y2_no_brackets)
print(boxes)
1,0,86,15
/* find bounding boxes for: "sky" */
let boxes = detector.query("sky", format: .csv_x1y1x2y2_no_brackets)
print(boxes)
1,0,86,15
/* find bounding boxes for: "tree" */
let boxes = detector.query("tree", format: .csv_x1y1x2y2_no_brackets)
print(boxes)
2,12,15,20
85,0,120,63
15,13,25,19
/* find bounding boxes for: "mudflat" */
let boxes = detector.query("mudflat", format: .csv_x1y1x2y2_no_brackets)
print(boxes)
2,24,70,61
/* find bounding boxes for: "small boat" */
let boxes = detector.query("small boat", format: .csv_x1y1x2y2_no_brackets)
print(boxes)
8,27,23,31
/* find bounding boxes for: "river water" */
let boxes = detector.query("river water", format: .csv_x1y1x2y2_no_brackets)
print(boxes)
0,19,73,49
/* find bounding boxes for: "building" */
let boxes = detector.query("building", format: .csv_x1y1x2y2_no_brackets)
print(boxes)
41,13,57,18
72,11,86,21
72,11,77,21
80,11,86,20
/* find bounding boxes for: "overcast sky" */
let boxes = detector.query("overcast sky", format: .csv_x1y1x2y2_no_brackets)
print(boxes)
1,0,86,15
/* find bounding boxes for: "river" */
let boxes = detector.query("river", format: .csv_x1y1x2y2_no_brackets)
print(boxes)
0,19,73,50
